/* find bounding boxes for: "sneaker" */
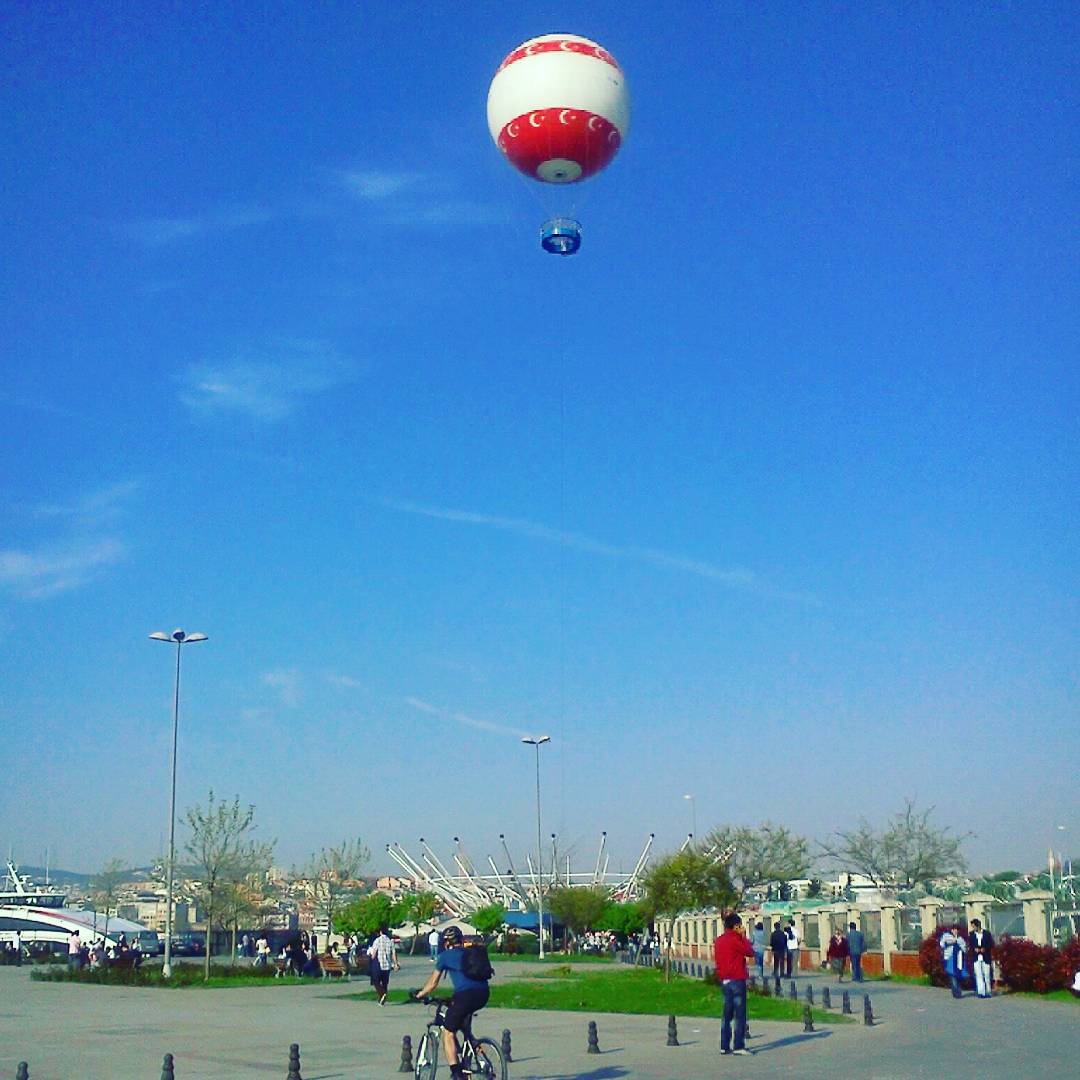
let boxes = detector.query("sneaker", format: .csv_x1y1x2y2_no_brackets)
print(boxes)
733,1048,753,1056
720,1049,733,1055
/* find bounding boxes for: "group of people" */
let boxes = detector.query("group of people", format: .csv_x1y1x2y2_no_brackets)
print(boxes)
748,918,802,983
825,922,867,982
67,929,144,970
939,919,995,999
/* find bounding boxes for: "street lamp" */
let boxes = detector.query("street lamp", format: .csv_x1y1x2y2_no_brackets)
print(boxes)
150,628,207,977
522,735,551,959
683,794,696,840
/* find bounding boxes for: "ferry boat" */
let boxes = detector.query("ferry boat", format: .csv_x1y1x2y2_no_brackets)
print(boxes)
1,861,67,908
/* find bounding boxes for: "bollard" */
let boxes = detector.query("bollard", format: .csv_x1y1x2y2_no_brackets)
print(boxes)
802,1004,814,1032
761,977,770,997
161,1052,175,1079
748,974,757,992
805,984,814,1007
17,1065,29,1080
863,994,874,1026
398,1035,413,1073
842,990,852,1015
501,1029,513,1062
587,1020,600,1054
822,986,831,1009
666,1015,679,1046
288,1042,302,1080
789,980,797,1000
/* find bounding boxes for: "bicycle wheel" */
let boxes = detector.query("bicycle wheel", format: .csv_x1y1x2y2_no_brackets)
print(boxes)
465,1037,507,1080
415,1031,439,1080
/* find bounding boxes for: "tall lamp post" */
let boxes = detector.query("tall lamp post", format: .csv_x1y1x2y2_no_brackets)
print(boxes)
522,735,551,959
683,793,696,840
150,628,207,978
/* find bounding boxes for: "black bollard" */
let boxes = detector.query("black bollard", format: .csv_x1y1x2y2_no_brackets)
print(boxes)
822,986,831,1009
789,980,797,1000
288,1042,302,1080
805,983,814,1007
748,974,757,992
501,1029,513,1062
863,994,874,1026
160,1052,175,1080
398,1035,413,1073
802,1004,814,1032
667,1015,679,1047
842,990,852,1015
587,1020,600,1054
17,1065,29,1080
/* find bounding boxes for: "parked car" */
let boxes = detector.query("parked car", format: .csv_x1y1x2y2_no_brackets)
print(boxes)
168,932,205,956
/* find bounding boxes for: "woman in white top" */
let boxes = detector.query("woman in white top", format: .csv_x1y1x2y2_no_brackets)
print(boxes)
785,922,800,977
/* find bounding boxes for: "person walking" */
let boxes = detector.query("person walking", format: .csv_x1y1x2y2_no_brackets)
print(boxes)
826,928,849,982
847,921,866,982
713,913,754,1057
367,925,399,1005
13,929,22,967
785,920,800,977
428,927,440,961
940,926,967,998
750,921,766,980
968,919,994,998
769,920,788,991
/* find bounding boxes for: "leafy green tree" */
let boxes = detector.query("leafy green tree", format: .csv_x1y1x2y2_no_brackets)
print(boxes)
703,822,810,902
595,900,647,937
820,798,969,890
91,858,128,946
400,891,440,952
471,903,508,938
642,848,738,981
183,791,275,980
547,886,608,948
336,892,406,938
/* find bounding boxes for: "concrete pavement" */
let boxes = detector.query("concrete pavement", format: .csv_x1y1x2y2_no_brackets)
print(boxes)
0,955,1075,1078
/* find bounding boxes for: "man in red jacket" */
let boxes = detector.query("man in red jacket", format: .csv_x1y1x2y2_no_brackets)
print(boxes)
713,912,755,1056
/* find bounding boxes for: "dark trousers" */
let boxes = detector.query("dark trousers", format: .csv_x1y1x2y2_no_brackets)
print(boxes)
720,980,747,1052
851,953,864,982
771,950,786,986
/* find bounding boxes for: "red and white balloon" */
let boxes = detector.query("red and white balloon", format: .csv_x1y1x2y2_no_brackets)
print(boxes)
487,34,630,184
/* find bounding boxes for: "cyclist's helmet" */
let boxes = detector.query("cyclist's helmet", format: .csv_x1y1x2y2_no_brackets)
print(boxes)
441,925,463,948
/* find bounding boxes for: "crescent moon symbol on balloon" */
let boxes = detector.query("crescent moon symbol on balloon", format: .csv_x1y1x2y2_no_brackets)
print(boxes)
529,111,544,128
559,40,575,52
587,116,602,132
608,130,619,144
558,110,572,124
507,122,520,138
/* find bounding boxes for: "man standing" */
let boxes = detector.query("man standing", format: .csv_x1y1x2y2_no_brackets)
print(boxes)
428,927,440,962
769,920,788,991
968,919,994,999
713,913,754,1057
785,920,800,977
847,921,866,983
750,921,766,980
367,925,399,1005
68,929,81,971
13,929,22,967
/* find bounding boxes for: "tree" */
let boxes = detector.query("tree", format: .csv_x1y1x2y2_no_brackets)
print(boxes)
702,822,810,902
471,903,509,938
336,892,405,939
547,886,608,948
820,798,969,891
595,900,647,938
90,858,127,945
220,877,267,963
184,791,275,980
303,838,370,943
400,891,440,952
641,848,738,981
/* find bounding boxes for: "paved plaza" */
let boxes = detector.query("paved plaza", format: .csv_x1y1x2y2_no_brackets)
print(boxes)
0,956,1075,1078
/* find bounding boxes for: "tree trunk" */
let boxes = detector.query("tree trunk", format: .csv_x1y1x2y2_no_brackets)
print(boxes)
203,905,212,982
230,922,237,968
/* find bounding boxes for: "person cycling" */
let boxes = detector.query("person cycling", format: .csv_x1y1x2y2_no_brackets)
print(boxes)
413,925,489,1080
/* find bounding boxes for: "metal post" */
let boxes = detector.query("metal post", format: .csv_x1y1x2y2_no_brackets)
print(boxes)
163,641,181,979
534,743,545,959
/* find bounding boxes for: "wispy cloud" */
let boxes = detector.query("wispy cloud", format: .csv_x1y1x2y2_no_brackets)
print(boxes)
33,480,141,527
119,205,275,245
328,673,365,690
338,167,504,228
341,170,423,200
262,670,301,708
0,538,127,599
383,499,761,585
403,696,528,739
178,343,355,421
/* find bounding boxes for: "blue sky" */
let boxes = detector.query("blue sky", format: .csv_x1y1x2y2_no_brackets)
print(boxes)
2,2,1076,877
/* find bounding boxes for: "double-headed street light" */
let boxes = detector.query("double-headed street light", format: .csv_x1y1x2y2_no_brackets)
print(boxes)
683,793,696,840
150,628,207,978
522,735,551,959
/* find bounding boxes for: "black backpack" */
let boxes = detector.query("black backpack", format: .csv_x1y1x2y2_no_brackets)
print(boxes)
460,941,494,981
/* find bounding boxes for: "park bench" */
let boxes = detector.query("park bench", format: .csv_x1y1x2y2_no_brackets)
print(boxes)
319,953,348,979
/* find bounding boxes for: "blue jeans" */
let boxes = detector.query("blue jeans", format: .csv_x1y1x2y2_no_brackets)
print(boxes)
753,950,764,978
948,973,962,998
720,980,747,1052
851,953,863,982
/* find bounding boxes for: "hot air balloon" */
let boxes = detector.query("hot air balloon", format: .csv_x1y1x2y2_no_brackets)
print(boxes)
487,34,630,255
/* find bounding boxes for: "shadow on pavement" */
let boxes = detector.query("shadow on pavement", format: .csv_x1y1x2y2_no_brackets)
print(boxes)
524,1070,631,1080
752,1030,832,1052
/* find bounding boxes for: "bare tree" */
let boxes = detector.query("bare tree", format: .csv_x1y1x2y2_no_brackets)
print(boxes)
184,791,274,980
91,859,128,946
820,798,970,890
303,838,370,946
702,823,810,902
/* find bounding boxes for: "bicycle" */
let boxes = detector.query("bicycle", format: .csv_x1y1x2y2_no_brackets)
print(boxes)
411,994,508,1080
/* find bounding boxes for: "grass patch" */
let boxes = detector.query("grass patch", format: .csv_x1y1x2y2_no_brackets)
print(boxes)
1011,990,1080,1005
31,964,317,988
345,967,849,1024
489,952,613,964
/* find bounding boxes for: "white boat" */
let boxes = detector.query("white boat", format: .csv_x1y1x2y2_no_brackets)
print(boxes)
1,861,67,909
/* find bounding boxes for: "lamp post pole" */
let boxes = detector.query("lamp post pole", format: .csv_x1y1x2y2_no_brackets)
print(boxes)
150,628,207,978
684,793,696,840
522,735,551,959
